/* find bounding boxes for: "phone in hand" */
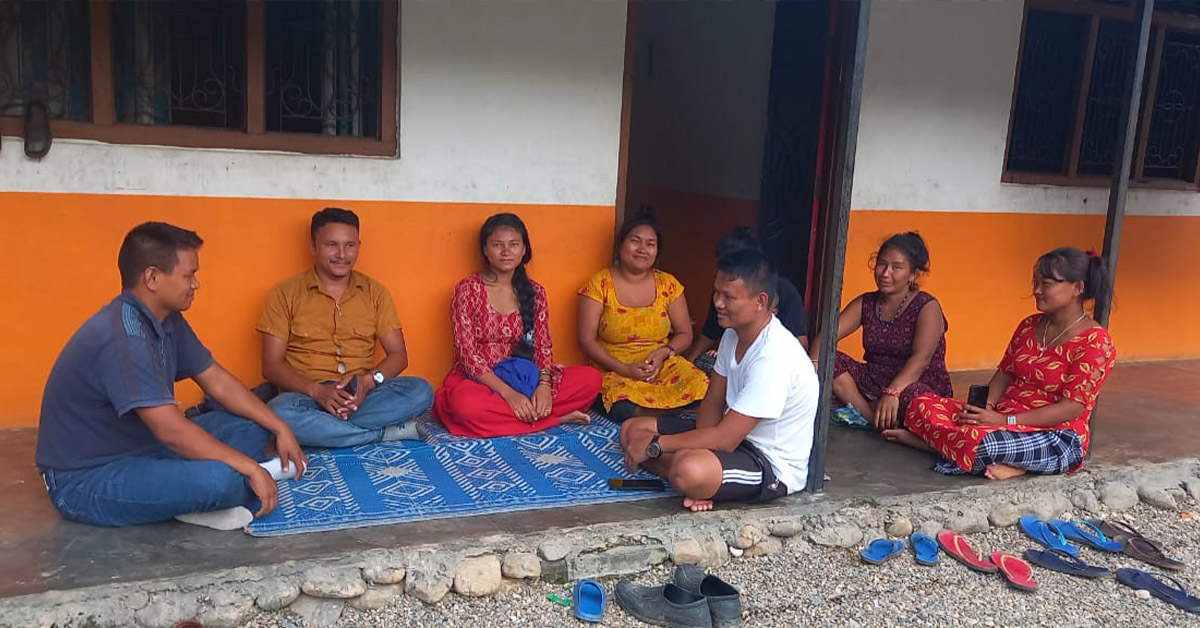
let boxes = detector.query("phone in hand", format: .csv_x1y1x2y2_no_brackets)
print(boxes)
344,375,359,397
608,478,666,491
967,384,989,409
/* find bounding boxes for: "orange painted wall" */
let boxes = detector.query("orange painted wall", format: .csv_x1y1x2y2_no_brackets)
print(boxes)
1,192,615,428
839,210,1200,370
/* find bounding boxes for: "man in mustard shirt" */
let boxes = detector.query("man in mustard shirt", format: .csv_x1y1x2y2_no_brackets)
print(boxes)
259,208,434,447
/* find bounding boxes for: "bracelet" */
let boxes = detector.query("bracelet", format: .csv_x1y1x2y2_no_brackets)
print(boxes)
663,344,676,357
881,387,901,398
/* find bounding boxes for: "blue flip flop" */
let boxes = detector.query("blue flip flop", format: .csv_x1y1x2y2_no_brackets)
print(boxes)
860,539,905,565
1022,548,1110,579
1019,515,1079,557
1116,568,1200,613
910,533,939,566
1048,520,1125,552
573,578,606,622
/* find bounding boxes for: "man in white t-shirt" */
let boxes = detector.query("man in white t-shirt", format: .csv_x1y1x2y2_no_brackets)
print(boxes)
620,247,818,511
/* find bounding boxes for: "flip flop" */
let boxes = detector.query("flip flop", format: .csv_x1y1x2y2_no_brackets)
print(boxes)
936,529,997,573
860,539,905,565
1022,549,1110,579
1116,568,1200,613
991,551,1038,592
1047,520,1124,552
1089,519,1184,570
1089,519,1162,548
1019,515,1079,557
573,578,606,622
910,533,940,566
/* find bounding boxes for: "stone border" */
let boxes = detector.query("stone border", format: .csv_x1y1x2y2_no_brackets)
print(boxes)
3,458,1198,628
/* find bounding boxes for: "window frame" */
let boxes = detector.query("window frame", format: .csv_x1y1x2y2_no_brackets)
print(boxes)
0,0,399,156
1002,0,1200,190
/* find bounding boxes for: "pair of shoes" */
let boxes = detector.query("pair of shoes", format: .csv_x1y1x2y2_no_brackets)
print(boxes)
1019,515,1079,556
860,533,940,566
1116,568,1200,613
1089,518,1186,570
615,565,741,628
937,529,1037,591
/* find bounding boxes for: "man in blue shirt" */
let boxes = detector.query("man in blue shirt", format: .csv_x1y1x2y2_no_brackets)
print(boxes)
36,222,306,529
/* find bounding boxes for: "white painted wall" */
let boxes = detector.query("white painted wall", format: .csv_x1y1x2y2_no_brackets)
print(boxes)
852,0,1200,217
626,0,776,200
0,0,627,206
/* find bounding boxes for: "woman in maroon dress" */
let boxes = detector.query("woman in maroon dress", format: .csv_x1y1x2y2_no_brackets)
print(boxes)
811,232,952,433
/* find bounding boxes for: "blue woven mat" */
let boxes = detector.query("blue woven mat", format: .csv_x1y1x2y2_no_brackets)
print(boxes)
245,413,674,537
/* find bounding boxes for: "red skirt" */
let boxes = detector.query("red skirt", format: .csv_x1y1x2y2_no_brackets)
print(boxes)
433,366,602,438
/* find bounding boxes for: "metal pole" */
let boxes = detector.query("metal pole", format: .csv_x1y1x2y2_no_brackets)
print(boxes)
807,0,871,493
1096,0,1153,327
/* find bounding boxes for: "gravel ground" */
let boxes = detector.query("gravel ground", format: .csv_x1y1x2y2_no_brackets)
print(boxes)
245,502,1200,628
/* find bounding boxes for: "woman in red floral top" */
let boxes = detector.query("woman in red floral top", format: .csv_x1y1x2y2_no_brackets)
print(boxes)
897,247,1116,480
433,213,601,438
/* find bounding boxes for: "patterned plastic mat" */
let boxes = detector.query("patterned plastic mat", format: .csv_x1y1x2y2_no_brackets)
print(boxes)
245,413,674,537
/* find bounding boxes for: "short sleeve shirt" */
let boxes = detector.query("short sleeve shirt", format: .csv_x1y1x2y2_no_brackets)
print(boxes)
257,269,402,382
36,292,214,470
703,276,807,341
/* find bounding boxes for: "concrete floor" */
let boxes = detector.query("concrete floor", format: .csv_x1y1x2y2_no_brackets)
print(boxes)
1,360,1196,599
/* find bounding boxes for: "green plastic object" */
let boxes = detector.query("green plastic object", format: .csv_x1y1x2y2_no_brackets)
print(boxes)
547,593,572,607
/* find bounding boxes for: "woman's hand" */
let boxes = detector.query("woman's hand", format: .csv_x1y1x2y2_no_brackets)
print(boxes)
643,347,671,382
956,404,1006,427
533,384,553,419
503,390,537,423
873,394,901,429
620,361,654,382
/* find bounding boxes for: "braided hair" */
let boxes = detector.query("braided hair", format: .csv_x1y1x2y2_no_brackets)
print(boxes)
479,213,537,360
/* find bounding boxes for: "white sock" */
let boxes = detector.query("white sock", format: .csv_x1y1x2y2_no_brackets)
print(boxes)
381,421,424,442
260,457,298,481
174,506,254,531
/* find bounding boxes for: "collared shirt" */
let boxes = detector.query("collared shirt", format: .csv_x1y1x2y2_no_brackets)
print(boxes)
36,292,215,470
257,268,402,382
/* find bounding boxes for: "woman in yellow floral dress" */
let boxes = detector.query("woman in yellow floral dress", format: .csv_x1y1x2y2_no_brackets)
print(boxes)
577,210,709,422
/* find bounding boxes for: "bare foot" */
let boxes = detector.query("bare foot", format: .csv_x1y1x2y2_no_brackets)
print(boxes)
683,497,714,512
984,464,1027,481
556,410,591,426
880,429,935,452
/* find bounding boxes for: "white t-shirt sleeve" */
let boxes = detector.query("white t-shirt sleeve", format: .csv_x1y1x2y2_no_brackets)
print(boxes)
713,328,736,378
727,356,790,420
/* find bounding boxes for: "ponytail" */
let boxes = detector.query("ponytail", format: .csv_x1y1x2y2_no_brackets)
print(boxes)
511,264,537,360
1084,250,1110,308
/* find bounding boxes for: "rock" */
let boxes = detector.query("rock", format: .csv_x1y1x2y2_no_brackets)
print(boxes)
768,519,802,538
301,566,367,599
286,594,344,627
196,590,256,628
538,540,571,562
573,545,669,579
362,558,406,585
1070,489,1102,514
1029,492,1072,521
730,524,766,549
1135,589,1151,600
1185,478,1200,503
700,536,730,568
745,537,783,557
1138,485,1178,510
947,509,989,534
405,554,457,604
988,504,1021,528
348,584,403,611
919,520,943,537
134,593,198,628
1101,482,1139,511
497,578,526,595
728,546,745,557
810,524,863,548
885,517,913,537
256,580,302,612
501,552,542,579
454,555,502,597
670,539,704,565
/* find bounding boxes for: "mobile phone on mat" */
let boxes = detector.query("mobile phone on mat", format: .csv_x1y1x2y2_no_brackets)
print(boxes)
967,384,989,408
608,478,667,491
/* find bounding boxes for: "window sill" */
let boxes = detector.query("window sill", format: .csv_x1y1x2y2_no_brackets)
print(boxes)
1002,171,1199,192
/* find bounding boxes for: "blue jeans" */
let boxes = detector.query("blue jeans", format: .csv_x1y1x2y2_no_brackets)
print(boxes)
41,411,271,527
269,376,434,448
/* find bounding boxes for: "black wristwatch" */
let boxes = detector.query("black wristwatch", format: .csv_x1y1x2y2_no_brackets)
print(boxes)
646,435,662,459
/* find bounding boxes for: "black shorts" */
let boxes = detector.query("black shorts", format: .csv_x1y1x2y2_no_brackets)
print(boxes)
656,415,788,503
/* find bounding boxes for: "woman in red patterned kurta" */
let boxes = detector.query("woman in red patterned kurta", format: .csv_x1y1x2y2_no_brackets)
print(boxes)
434,213,601,438
900,247,1116,480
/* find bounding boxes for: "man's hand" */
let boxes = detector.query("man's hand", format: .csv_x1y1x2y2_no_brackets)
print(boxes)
311,379,355,419
273,428,308,480
533,385,553,419
624,430,653,473
246,466,279,516
342,374,371,416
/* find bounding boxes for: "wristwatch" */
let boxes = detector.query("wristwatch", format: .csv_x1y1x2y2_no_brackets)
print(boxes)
646,435,662,459
1006,415,1018,426
372,370,386,385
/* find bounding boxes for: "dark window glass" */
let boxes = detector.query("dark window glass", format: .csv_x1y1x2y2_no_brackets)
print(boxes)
1078,20,1135,176
111,0,246,130
1143,30,1200,180
265,0,381,138
1007,10,1089,174
0,0,91,121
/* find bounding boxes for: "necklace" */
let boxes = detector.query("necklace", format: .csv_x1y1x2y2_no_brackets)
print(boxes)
876,290,913,325
1040,312,1087,354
